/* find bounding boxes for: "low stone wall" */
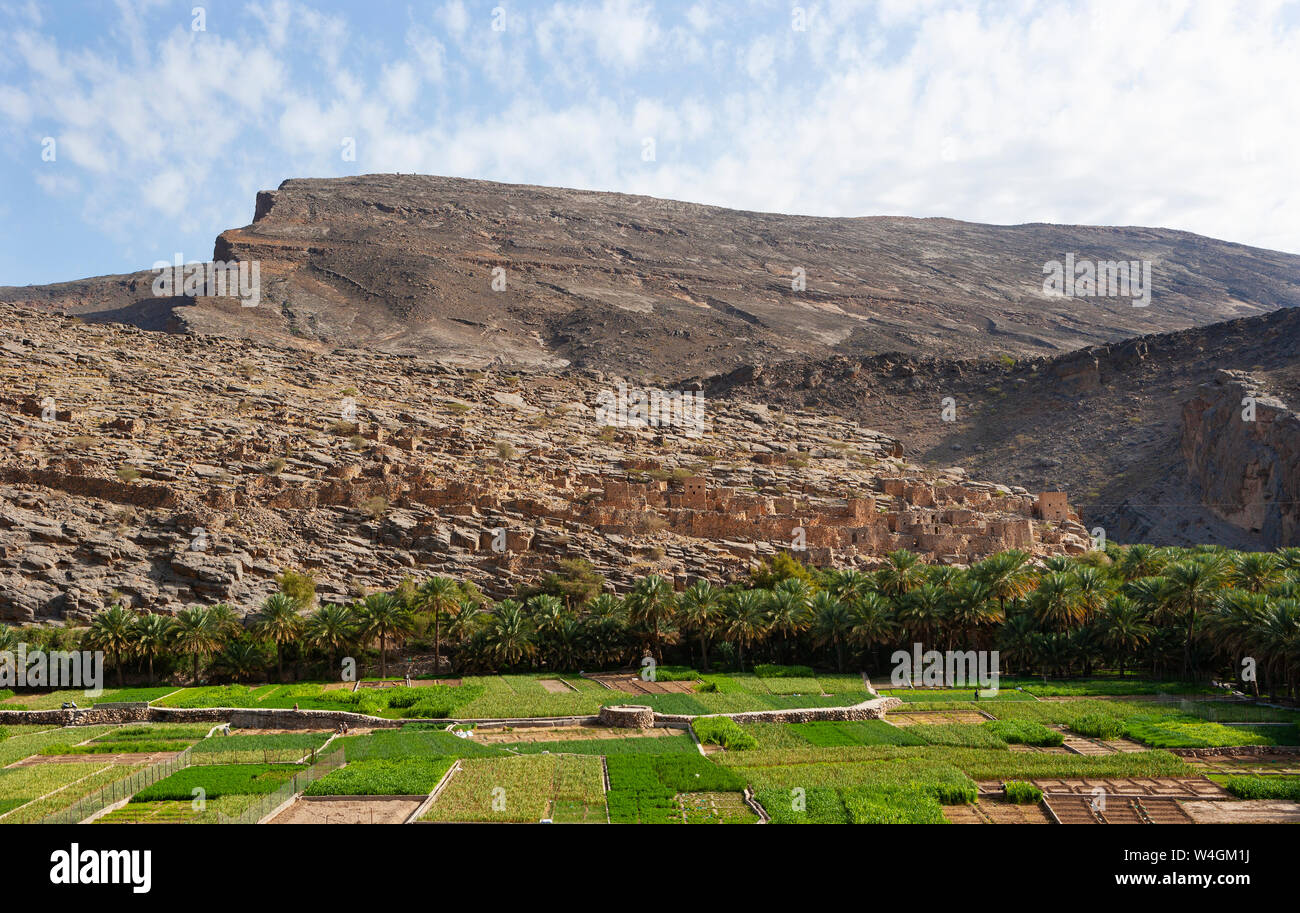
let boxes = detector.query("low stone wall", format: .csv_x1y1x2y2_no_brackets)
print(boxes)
1170,744,1300,758
0,706,412,729
655,695,901,726
0,695,902,729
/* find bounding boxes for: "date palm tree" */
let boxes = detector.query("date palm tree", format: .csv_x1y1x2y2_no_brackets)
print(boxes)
1117,544,1167,582
825,568,873,603
416,576,459,677
1258,599,1300,700
896,583,945,649
676,580,723,672
1099,595,1152,677
767,578,813,663
86,604,135,688
997,610,1039,677
1163,556,1227,679
1071,566,1109,624
810,590,854,673
170,605,226,683
133,612,173,684
355,593,415,680
215,639,268,681
625,575,676,661
847,591,895,673
971,549,1036,619
1228,552,1284,594
307,603,357,679
251,592,304,683
876,549,925,600
482,599,535,669
1207,590,1269,695
724,589,769,672
1029,572,1084,633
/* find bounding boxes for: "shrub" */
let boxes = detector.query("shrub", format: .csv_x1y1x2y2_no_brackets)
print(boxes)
1005,781,1043,804
692,717,758,751
1071,712,1125,741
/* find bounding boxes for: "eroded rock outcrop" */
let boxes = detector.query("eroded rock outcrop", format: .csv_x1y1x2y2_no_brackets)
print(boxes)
0,301,1088,623
1181,370,1300,546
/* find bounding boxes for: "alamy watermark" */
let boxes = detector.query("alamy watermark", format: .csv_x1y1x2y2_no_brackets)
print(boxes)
0,643,104,697
50,844,150,893
1043,253,1151,308
151,253,261,307
890,643,1000,696
595,382,705,438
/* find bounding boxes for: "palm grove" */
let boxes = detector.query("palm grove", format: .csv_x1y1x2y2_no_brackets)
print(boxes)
8,545,1300,698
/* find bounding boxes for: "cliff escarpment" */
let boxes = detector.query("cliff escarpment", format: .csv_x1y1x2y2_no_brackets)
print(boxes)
1182,370,1300,547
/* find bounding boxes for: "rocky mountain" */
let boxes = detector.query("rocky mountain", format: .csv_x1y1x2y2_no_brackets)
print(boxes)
0,175,1296,623
4,174,1300,379
700,306,1300,549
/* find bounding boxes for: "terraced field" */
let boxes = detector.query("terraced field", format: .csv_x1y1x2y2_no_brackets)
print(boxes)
0,675,1295,826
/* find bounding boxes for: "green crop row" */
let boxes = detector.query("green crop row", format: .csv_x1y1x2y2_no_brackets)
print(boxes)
305,758,455,796
132,764,305,801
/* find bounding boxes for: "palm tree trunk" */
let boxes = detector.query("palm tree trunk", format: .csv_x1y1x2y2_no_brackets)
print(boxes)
434,613,441,678
699,634,710,672
379,634,387,679
277,645,284,684
116,652,124,688
148,655,155,685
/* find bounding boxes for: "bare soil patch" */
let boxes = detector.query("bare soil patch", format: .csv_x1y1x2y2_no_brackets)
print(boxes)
11,752,181,766
588,673,697,694
945,800,1052,824
268,796,424,824
538,679,577,694
474,724,681,745
1182,800,1300,824
890,710,991,726
1034,777,1228,798
1045,795,1193,824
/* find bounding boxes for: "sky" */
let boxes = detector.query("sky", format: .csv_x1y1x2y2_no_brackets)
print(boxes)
1,0,1298,286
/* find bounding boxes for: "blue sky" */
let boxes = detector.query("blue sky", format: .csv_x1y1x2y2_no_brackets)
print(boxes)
1,0,1298,286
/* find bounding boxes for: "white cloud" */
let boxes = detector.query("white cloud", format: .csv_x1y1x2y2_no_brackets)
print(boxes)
438,0,470,39
382,61,420,112
2,0,1299,281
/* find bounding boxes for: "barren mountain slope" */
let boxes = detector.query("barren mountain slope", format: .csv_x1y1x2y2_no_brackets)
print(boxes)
700,307,1300,549
4,174,1299,378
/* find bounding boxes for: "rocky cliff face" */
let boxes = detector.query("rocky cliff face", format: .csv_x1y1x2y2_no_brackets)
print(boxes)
0,301,1093,623
1181,370,1300,547
702,307,1300,549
